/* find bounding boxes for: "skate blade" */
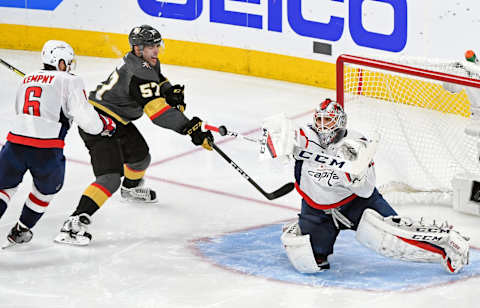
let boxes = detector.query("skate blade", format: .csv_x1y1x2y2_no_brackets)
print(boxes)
2,240,18,250
54,233,90,246
120,197,159,205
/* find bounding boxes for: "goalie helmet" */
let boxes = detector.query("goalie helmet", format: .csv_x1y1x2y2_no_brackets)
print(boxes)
128,25,164,50
41,40,75,71
313,98,347,147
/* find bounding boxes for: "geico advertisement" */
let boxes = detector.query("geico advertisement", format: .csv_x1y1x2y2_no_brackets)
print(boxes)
0,1,478,61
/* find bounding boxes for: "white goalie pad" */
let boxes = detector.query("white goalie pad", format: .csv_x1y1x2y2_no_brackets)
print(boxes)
260,113,297,160
452,173,480,216
281,221,320,273
356,209,469,274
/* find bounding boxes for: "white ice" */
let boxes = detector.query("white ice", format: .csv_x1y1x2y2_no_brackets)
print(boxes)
0,49,478,308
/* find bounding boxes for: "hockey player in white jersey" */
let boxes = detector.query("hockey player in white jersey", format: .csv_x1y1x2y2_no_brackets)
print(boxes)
280,99,469,274
0,40,116,247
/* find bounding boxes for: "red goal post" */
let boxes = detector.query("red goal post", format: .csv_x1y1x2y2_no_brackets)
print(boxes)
335,54,480,205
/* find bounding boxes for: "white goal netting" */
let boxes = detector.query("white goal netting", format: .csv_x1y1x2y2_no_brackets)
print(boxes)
338,55,480,205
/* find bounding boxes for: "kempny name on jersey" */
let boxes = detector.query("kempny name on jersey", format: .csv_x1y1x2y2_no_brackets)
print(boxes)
23,74,55,84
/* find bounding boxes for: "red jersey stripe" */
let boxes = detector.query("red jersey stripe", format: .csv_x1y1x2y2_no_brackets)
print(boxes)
149,105,171,121
294,182,357,210
7,133,64,149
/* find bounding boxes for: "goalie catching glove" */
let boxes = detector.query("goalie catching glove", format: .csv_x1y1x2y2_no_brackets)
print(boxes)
182,117,213,150
338,138,368,161
165,84,186,112
98,114,116,137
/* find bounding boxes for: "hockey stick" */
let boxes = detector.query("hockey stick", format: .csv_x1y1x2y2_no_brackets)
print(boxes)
208,139,294,200
0,58,25,77
205,123,378,176
204,123,261,143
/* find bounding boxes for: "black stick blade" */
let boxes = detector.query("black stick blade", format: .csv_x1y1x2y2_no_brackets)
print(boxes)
265,182,295,200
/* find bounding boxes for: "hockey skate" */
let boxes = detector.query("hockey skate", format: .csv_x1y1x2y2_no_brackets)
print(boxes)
120,179,157,203
2,223,33,249
54,214,92,246
314,254,331,271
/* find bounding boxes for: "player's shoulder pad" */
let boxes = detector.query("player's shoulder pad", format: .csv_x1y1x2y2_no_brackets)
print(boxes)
123,52,160,82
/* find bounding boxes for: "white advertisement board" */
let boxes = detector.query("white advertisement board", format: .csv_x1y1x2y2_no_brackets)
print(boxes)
0,1,478,88
0,1,478,61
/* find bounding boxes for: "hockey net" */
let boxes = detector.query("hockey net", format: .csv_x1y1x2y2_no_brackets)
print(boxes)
337,54,480,205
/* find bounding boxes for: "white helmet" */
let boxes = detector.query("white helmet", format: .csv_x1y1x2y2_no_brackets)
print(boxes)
313,98,347,147
41,40,75,71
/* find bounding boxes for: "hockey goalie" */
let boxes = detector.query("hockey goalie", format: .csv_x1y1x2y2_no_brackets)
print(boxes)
263,98,470,274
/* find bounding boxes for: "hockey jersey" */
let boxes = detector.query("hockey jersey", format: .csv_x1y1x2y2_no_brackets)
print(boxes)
8,69,103,149
293,125,376,210
88,52,189,132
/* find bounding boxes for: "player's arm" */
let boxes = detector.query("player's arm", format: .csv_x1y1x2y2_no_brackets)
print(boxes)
337,137,376,197
130,75,189,132
65,76,116,136
130,76,213,149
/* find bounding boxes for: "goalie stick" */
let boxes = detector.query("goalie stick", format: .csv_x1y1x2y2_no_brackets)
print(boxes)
0,58,25,77
204,124,378,176
208,139,294,200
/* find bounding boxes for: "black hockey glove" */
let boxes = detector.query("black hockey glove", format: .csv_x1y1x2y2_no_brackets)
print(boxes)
182,117,213,151
165,84,186,112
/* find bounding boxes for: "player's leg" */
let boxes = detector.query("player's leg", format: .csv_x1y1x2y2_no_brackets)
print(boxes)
7,147,66,245
0,144,61,245
282,199,339,273
55,128,123,245
0,143,28,220
341,188,397,230
120,123,157,203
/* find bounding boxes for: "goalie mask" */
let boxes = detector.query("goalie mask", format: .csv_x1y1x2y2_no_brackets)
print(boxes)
313,98,347,147
128,25,165,53
41,40,75,72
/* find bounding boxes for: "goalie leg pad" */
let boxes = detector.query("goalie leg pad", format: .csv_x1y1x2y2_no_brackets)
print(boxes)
281,221,323,273
356,209,469,273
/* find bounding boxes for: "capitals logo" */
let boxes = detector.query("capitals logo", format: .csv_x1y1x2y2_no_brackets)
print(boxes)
307,168,343,187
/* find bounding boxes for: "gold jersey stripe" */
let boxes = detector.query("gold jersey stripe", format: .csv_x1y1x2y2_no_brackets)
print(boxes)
89,100,129,125
83,183,111,207
124,164,146,180
143,97,169,119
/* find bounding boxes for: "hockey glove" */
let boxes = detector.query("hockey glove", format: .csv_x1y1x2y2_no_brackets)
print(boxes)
338,139,367,161
182,117,213,151
99,114,116,137
165,84,186,112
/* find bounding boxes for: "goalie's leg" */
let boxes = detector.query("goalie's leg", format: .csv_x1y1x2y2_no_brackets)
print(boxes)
296,200,341,270
281,220,331,273
356,209,470,274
